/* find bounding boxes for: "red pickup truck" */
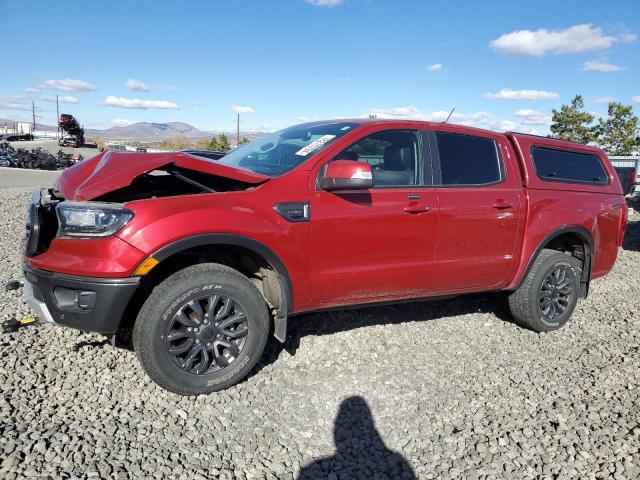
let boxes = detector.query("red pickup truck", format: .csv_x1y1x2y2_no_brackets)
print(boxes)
21,119,627,394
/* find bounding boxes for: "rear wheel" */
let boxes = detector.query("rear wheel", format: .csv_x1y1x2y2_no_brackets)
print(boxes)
133,263,269,395
508,249,582,332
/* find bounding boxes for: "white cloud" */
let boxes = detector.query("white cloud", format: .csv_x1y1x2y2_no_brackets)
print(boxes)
126,78,150,92
633,96,640,104
0,97,32,111
243,124,277,133
428,63,443,71
363,107,527,132
231,105,255,113
594,96,616,104
189,100,205,107
486,88,559,101
582,60,627,72
41,95,79,104
368,106,421,117
41,78,96,92
490,24,633,57
431,111,519,131
24,87,41,93
293,116,319,123
112,118,135,127
516,126,541,135
305,0,342,6
100,96,179,109
515,109,552,125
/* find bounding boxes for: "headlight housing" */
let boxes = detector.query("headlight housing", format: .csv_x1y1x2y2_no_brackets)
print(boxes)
56,202,134,237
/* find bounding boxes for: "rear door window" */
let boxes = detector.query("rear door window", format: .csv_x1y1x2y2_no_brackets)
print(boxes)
435,132,503,186
531,147,608,185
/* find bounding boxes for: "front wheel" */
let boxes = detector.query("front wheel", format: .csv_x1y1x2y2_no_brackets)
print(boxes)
133,263,269,395
508,249,582,332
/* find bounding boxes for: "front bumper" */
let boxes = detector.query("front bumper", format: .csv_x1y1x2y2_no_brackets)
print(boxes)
22,264,140,333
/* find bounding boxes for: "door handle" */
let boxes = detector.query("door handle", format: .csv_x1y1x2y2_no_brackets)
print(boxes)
404,205,430,214
492,200,513,209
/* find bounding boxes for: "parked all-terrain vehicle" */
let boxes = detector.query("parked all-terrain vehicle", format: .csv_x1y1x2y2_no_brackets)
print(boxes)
19,119,627,395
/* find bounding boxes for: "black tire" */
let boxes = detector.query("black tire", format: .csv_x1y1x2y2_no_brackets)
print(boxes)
508,249,582,332
133,263,269,395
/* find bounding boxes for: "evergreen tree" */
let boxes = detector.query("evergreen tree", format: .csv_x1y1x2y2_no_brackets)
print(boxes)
593,102,639,155
549,95,594,144
208,133,231,152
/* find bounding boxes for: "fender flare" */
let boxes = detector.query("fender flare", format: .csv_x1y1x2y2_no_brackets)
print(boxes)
151,233,292,342
516,225,594,297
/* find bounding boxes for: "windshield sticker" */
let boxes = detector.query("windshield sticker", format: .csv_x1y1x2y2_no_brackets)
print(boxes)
295,135,336,156
340,126,351,131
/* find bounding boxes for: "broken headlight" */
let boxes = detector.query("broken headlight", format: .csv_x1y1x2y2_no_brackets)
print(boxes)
56,202,134,237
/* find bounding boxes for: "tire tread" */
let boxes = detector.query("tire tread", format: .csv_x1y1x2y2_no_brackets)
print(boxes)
508,249,581,332
133,263,269,395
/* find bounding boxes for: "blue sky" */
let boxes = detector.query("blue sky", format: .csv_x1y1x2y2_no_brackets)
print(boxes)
1,0,639,134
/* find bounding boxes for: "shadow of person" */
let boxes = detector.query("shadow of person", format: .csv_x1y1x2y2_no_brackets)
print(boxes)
298,396,416,480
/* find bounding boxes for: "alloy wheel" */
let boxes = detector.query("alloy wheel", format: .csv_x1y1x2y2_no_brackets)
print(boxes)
538,266,573,321
165,294,249,374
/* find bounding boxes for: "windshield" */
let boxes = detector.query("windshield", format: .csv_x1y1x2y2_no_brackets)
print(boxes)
214,122,358,176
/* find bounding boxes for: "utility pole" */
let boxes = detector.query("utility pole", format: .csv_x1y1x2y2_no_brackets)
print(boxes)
56,95,60,139
32,101,36,135
236,113,240,147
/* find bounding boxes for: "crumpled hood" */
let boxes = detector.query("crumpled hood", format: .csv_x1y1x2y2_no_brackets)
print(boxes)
55,151,269,201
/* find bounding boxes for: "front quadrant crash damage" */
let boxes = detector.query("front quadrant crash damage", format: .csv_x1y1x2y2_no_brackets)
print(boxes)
96,165,262,202
56,151,270,202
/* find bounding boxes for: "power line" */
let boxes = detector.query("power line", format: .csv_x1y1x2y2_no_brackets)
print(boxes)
56,96,60,139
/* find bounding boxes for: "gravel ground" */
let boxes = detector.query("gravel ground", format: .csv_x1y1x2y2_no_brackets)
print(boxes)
1,187,639,479
0,168,61,189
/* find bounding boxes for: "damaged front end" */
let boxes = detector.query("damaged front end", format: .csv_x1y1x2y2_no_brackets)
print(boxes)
19,187,143,333
96,164,260,202
56,151,270,202
25,151,270,260
18,151,276,335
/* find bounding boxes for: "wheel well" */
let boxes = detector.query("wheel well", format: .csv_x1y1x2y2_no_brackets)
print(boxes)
544,232,588,268
121,244,286,331
538,230,592,297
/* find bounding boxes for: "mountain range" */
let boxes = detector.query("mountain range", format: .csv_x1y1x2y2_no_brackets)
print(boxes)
85,122,206,140
0,118,253,141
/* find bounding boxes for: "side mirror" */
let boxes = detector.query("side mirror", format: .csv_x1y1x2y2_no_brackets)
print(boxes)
320,160,373,191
